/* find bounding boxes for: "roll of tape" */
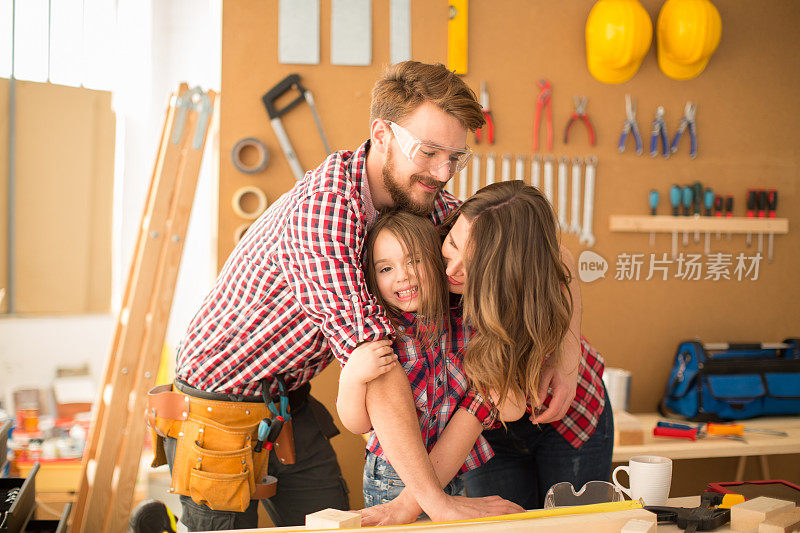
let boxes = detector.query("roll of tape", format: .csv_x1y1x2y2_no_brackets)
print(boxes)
231,186,268,220
231,137,269,174
234,223,251,243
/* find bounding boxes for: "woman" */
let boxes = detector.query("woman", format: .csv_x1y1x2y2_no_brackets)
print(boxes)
440,180,613,510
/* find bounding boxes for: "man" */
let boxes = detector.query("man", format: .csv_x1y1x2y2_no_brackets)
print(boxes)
153,61,524,531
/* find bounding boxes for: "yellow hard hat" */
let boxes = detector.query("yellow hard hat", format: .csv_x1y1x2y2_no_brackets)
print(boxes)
657,0,721,80
586,0,653,85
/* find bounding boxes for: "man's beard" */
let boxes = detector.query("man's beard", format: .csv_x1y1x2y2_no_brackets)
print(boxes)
382,144,443,216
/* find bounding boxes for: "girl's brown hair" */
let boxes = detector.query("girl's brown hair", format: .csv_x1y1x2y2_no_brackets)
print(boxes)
442,181,574,409
363,210,450,343
370,61,485,132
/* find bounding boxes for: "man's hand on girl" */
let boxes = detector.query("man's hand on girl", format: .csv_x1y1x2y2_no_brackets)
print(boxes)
529,364,578,424
344,339,397,384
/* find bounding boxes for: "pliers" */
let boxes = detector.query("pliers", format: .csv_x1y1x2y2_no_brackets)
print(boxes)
563,96,596,146
533,78,552,152
671,102,697,158
475,81,494,144
618,94,643,154
650,106,669,158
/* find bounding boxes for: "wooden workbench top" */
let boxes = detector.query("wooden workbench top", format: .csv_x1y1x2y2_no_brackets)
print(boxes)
612,413,800,462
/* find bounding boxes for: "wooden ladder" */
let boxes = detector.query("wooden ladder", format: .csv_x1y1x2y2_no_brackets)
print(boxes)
68,83,217,533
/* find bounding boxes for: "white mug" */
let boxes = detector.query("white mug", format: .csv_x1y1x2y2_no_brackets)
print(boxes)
612,455,672,506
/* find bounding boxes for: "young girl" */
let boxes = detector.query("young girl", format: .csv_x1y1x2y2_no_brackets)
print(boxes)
337,210,525,509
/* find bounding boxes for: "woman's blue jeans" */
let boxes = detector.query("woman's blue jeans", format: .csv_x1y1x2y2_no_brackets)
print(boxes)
461,391,614,510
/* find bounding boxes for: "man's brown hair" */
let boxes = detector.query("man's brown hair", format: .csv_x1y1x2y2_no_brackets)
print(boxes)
370,61,485,131
363,210,449,344
442,181,574,410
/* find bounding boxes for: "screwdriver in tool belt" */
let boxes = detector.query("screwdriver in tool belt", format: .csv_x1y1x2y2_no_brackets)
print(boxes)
682,186,693,246
670,185,681,258
745,189,757,246
649,189,659,246
706,422,788,437
767,188,778,262
725,196,734,240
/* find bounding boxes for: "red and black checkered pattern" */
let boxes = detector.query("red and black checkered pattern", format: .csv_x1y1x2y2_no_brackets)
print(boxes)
175,141,459,398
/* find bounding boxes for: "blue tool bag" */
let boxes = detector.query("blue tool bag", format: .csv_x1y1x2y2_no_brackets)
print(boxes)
661,339,800,421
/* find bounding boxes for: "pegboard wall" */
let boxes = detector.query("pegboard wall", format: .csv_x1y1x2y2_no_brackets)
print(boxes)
221,1,800,506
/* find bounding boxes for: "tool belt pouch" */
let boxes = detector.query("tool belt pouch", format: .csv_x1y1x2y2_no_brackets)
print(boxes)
661,338,800,421
172,416,260,512
146,385,295,512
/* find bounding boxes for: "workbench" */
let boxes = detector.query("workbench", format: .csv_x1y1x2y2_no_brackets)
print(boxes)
613,413,800,481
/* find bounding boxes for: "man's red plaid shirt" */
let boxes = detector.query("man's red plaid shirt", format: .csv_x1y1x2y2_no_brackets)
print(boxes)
175,141,458,398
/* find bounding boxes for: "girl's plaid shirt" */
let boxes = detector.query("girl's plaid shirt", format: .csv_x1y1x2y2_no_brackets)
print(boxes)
366,308,497,475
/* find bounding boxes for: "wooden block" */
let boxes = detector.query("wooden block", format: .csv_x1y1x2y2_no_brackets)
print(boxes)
614,411,644,445
731,497,796,532
621,518,656,532
759,508,800,533
306,508,362,529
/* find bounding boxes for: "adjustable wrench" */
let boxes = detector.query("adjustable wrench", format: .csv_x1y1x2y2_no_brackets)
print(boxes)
531,154,541,189
557,157,568,231
579,157,598,247
569,158,582,235
543,155,554,205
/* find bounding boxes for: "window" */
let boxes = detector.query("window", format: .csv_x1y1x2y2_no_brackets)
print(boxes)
2,0,115,89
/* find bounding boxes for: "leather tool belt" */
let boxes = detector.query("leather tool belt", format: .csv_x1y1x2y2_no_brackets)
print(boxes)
146,382,296,512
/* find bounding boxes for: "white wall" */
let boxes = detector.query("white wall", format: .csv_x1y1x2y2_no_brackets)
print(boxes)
0,0,222,412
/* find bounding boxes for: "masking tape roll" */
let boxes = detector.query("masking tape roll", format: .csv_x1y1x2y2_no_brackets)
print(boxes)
231,137,269,174
233,223,251,243
231,185,268,220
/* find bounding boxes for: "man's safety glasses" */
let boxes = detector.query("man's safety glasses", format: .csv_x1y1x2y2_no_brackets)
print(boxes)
386,121,473,176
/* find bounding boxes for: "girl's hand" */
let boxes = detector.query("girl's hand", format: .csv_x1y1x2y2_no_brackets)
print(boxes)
343,339,397,385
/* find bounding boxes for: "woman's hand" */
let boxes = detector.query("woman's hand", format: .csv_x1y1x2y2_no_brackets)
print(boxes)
529,348,579,424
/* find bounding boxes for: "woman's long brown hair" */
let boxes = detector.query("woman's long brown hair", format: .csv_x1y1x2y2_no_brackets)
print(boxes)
442,181,574,409
363,210,449,343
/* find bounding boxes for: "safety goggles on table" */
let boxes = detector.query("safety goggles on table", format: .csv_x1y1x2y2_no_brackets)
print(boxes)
386,120,472,176
543,480,625,508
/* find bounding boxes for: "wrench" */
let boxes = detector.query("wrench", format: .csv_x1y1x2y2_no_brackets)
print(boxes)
579,157,598,247
531,154,541,189
486,153,496,186
515,154,525,181
557,157,568,231
569,158,582,235
501,154,512,181
458,165,468,201
471,153,481,195
543,155,554,205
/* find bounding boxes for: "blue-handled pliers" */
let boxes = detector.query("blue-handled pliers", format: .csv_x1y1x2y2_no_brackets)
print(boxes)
650,106,669,158
671,102,697,159
618,94,643,155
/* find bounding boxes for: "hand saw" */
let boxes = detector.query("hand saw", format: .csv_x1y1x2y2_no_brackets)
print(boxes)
262,74,331,181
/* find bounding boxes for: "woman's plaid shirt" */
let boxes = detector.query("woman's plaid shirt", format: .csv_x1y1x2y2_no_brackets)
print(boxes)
365,309,497,475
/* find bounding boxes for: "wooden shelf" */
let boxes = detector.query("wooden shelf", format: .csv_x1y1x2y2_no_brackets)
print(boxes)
609,215,789,235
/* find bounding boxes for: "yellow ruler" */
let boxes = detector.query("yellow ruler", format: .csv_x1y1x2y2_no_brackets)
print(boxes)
447,0,468,75
422,500,644,526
